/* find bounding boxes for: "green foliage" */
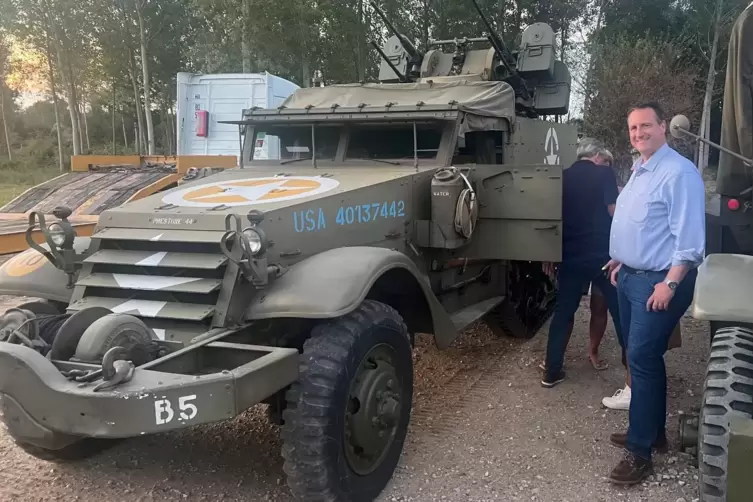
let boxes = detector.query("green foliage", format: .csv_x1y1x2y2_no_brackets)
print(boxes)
0,0,747,179
583,31,703,178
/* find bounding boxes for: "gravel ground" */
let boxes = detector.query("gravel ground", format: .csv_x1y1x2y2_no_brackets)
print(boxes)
0,290,709,502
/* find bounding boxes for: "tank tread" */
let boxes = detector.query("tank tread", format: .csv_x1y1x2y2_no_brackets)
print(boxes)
699,326,753,502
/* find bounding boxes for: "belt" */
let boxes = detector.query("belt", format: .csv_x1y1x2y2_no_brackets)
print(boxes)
621,265,669,275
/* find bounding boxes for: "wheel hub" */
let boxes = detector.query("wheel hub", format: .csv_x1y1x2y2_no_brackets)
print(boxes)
344,344,402,476
678,412,699,458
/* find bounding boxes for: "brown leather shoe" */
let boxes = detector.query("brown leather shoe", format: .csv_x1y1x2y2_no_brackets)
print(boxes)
609,432,669,454
609,451,653,485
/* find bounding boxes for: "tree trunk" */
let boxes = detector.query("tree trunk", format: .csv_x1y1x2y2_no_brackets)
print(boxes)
0,86,11,161
122,113,128,147
127,57,147,153
135,0,155,155
81,98,90,151
112,80,116,155
161,107,171,155
357,0,365,81
117,0,146,153
241,0,251,72
162,97,174,155
422,0,431,50
302,59,310,88
698,0,724,172
45,38,64,171
583,0,606,114
46,9,81,156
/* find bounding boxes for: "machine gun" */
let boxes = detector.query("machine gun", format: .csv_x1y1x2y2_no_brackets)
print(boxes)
369,0,572,117
468,0,531,102
370,1,424,82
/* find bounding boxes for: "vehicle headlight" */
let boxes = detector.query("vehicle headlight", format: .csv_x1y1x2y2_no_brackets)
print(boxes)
48,223,67,246
242,228,264,255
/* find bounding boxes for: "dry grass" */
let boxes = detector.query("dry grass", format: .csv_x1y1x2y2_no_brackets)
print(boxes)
0,161,61,207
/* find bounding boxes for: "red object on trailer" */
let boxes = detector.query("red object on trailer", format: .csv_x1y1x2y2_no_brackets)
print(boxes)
196,110,209,137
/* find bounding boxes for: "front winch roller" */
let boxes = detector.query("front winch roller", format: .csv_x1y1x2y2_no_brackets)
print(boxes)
48,306,111,361
73,313,159,366
0,308,165,461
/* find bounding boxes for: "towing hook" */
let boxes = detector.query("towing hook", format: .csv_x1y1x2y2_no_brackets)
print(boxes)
92,346,135,392
63,346,136,392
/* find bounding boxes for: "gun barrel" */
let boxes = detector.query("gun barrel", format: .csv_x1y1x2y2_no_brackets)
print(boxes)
370,2,399,38
369,1,422,61
469,0,516,69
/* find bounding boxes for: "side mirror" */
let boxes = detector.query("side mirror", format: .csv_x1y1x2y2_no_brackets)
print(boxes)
669,114,690,139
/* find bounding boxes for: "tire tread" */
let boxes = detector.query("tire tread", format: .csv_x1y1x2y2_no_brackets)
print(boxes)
280,300,411,502
699,327,753,502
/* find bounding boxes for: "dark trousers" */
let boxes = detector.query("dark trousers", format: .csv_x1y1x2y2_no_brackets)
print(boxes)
617,265,697,460
545,259,624,375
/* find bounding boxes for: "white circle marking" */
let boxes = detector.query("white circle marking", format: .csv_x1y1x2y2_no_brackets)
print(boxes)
161,176,340,208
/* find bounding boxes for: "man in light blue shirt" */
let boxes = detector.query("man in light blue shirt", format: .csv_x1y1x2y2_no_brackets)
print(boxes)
603,101,706,485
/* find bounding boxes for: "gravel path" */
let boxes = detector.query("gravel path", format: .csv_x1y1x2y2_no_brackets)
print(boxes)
0,294,709,502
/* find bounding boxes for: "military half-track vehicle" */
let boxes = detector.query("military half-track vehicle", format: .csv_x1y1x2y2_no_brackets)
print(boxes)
0,2,576,500
667,3,753,501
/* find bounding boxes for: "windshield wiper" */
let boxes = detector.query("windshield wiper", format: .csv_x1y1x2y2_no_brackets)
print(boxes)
279,156,332,165
353,157,402,165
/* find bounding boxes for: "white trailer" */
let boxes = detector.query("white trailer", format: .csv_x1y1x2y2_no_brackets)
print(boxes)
176,72,299,162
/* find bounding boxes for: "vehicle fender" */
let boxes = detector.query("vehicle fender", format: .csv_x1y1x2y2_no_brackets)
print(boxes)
245,246,459,349
691,253,753,324
0,237,93,305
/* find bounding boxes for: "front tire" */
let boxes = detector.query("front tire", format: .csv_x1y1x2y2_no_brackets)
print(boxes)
281,300,413,502
698,326,753,502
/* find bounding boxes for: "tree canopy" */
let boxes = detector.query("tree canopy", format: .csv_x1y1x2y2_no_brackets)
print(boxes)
0,0,749,172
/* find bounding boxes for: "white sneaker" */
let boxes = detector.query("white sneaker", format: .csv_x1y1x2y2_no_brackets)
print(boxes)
602,385,631,410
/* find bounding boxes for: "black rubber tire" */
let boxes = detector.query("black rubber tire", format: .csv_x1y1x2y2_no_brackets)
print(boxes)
698,326,753,502
280,300,413,502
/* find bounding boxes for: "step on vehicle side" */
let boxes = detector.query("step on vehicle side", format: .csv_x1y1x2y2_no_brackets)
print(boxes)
669,3,753,501
0,2,577,500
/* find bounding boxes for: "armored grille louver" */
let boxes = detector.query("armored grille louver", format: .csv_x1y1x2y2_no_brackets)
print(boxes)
68,228,229,324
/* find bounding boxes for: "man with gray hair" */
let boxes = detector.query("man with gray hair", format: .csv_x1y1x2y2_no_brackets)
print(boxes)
541,137,625,387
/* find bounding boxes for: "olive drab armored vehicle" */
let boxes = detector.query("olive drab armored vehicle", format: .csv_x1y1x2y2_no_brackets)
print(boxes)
668,3,753,501
0,2,575,500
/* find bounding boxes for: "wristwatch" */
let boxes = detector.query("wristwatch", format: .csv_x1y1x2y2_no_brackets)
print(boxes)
663,278,678,291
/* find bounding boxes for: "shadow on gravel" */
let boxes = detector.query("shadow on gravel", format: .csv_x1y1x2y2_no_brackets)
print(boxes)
50,405,289,498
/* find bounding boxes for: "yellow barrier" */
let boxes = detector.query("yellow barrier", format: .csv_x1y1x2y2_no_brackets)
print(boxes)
0,155,238,255
70,154,238,174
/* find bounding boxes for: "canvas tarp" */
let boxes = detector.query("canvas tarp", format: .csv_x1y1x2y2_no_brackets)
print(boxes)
716,2,753,196
278,80,516,134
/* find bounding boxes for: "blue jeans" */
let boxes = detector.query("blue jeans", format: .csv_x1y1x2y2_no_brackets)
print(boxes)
617,265,697,460
545,259,624,375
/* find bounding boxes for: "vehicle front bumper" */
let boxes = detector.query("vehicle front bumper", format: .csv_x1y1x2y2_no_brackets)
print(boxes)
0,341,299,450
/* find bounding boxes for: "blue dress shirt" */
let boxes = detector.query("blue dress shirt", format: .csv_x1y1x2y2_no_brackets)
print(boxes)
609,143,706,271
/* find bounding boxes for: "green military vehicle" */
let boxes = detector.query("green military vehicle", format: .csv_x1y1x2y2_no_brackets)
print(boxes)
669,3,753,501
0,2,576,500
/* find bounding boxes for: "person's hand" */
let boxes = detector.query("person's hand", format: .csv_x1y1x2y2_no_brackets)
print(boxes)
647,282,674,311
604,259,622,286
542,262,557,280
